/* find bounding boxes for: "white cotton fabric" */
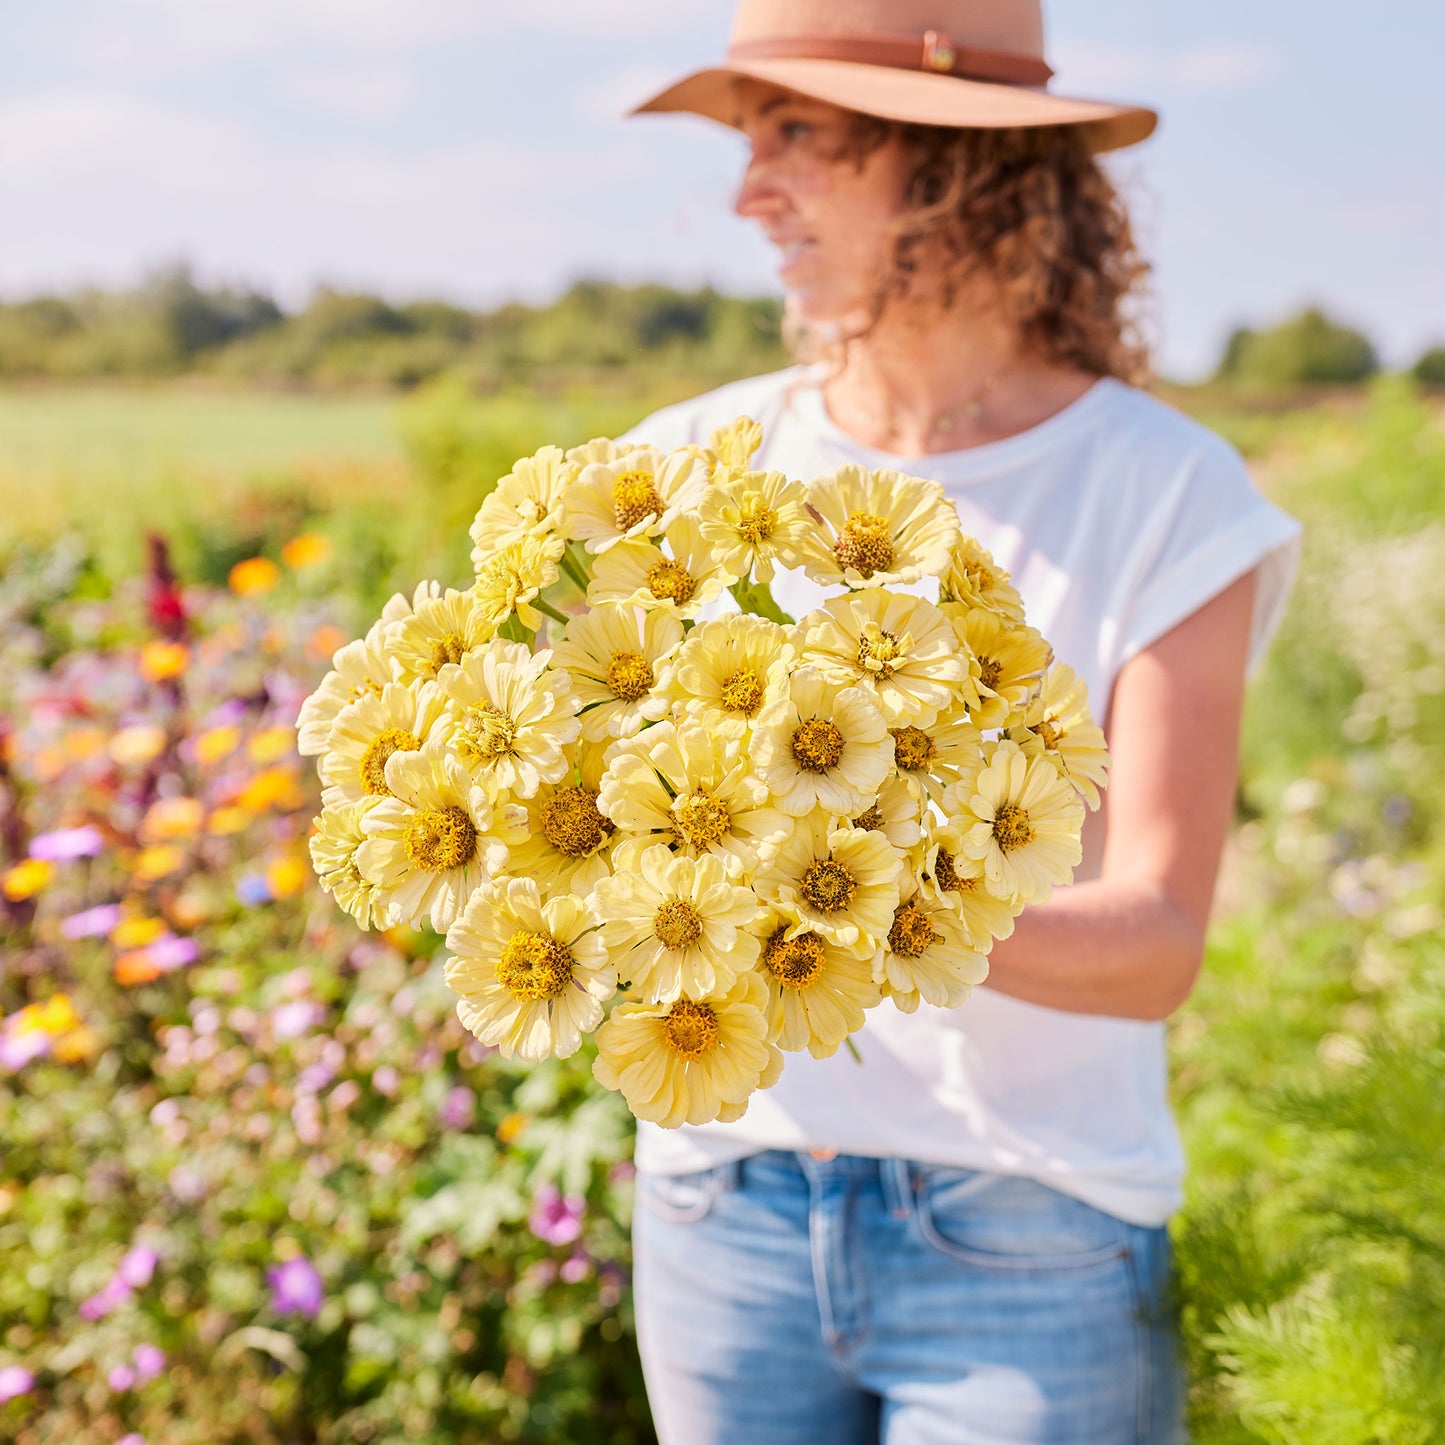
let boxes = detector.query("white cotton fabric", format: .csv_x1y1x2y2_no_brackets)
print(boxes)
621,367,1302,1226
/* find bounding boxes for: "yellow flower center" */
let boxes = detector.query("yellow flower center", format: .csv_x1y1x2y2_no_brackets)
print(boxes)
403,805,477,872
736,499,777,545
661,999,720,1060
1036,719,1061,749
653,900,703,951
791,719,845,773
461,704,517,758
612,469,663,531
671,792,731,850
605,649,655,702
856,624,906,679
966,560,996,593
852,804,885,833
977,656,1003,692
430,632,468,673
495,930,574,1001
835,511,895,578
346,676,386,704
359,727,419,795
763,927,826,989
992,803,1035,853
933,847,975,895
889,901,941,958
890,726,936,772
720,668,765,715
644,559,696,607
540,786,613,858
800,858,857,915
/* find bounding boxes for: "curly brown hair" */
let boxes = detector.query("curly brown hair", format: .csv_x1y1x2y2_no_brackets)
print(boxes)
808,119,1152,386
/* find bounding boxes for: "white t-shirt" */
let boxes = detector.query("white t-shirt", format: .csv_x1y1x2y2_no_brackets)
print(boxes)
620,367,1301,1226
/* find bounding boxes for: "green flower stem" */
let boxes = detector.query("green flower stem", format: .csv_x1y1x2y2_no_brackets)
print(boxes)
729,576,795,626
532,596,572,626
560,547,590,594
845,1036,863,1064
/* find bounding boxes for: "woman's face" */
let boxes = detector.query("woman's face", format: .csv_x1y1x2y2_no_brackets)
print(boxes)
732,84,913,329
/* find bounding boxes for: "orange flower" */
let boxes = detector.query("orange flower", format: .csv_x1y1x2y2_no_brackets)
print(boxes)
140,640,190,682
496,1112,529,1144
166,893,210,930
194,725,241,766
64,727,109,761
238,767,307,813
282,533,331,569
306,624,349,662
266,855,308,899
141,796,204,841
229,557,281,596
114,950,165,986
30,747,66,783
2,858,54,902
53,1026,101,1063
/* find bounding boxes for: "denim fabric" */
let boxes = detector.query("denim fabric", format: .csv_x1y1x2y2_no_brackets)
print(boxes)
634,1150,1186,1445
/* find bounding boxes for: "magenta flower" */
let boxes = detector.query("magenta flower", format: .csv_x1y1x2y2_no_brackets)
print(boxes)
267,1257,323,1319
132,1343,165,1382
272,1000,324,1040
0,1365,34,1401
79,1275,131,1321
560,1250,591,1284
108,1363,136,1392
30,826,105,862
60,902,123,940
147,935,200,973
529,1183,585,1246
117,1245,158,1289
439,1085,475,1131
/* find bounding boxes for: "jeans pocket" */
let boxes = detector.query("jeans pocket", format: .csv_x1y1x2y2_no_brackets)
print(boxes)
636,1165,734,1225
912,1165,1130,1271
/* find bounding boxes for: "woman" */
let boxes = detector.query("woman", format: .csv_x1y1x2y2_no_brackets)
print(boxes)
619,3,1301,1441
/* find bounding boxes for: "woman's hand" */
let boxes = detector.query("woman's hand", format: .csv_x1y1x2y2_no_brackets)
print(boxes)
980,568,1258,1021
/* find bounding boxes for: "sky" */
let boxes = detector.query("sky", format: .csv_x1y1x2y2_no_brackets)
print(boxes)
0,0,1440,379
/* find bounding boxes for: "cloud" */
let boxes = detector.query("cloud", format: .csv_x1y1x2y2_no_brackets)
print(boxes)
1053,40,1286,98
281,64,418,122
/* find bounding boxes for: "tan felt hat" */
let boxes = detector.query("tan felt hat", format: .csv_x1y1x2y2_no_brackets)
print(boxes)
632,0,1157,153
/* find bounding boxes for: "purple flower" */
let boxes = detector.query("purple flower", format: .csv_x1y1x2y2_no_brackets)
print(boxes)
79,1276,132,1321
0,1365,34,1402
132,1343,165,1382
529,1183,585,1247
439,1085,475,1132
117,1245,158,1289
30,826,105,862
60,902,123,939
0,1031,50,1073
236,873,271,907
108,1364,136,1392
267,1257,323,1319
118,1436,146,1445
148,935,200,973
272,1000,323,1040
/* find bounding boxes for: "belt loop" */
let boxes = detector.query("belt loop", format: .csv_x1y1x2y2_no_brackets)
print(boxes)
880,1156,912,1221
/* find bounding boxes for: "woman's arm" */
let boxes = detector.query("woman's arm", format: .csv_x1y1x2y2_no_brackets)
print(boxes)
980,568,1258,1022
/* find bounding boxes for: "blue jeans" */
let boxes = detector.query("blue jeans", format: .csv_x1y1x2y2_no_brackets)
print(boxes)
633,1150,1186,1444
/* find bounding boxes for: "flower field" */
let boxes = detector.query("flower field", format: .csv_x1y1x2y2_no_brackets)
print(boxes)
2,378,1444,1442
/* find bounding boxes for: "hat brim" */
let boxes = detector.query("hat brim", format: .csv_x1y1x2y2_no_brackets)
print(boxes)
631,59,1157,153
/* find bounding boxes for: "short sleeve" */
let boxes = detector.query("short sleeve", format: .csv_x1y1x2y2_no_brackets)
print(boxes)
1113,437,1302,679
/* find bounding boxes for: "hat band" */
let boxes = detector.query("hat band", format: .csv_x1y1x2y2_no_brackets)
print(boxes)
728,30,1054,88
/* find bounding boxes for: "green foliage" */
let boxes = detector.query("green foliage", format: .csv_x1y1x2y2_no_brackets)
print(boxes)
1410,345,1445,387
1215,307,1379,387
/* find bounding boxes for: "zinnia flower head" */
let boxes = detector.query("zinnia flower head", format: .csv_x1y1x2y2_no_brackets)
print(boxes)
295,617,398,757
470,444,578,553
1006,662,1110,809
665,612,794,739
310,801,393,930
318,679,449,807
586,517,737,619
876,874,990,1013
697,468,810,583
564,445,709,553
940,536,1026,622
389,588,498,686
471,532,565,632
547,603,681,742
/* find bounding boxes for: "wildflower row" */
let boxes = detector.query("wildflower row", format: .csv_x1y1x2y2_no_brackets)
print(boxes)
300,418,1109,1127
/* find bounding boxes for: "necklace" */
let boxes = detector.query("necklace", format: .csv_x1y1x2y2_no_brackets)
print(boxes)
839,364,1012,444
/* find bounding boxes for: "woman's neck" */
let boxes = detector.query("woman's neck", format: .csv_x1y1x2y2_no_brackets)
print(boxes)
819,300,1098,457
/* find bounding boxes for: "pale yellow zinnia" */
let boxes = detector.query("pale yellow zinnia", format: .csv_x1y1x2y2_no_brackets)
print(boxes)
356,741,521,933
698,468,811,584
564,445,709,553
389,588,498,685
887,707,985,807
793,588,973,727
798,464,961,589
547,603,682,741
599,719,788,879
941,739,1084,905
443,877,615,1061
755,813,900,952
939,536,1026,623
586,517,737,619
505,762,621,898
666,613,794,739
437,639,581,798
755,907,882,1059
708,415,764,477
309,800,392,930
921,821,1022,952
1007,663,1110,810
877,874,990,1013
751,667,892,818
592,843,761,1003
951,607,1052,730
469,444,578,555
471,532,565,632
592,971,783,1128
848,772,925,853
319,678,450,807
296,617,397,757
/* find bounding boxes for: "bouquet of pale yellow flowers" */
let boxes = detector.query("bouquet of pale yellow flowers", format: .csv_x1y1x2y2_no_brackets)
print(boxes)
298,418,1108,1128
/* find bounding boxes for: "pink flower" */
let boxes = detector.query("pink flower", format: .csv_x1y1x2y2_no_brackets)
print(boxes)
79,1276,131,1321
60,902,123,940
132,1343,165,1382
267,1257,323,1319
529,1183,585,1247
0,1365,34,1401
30,826,105,861
109,1364,137,1392
117,1245,158,1288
